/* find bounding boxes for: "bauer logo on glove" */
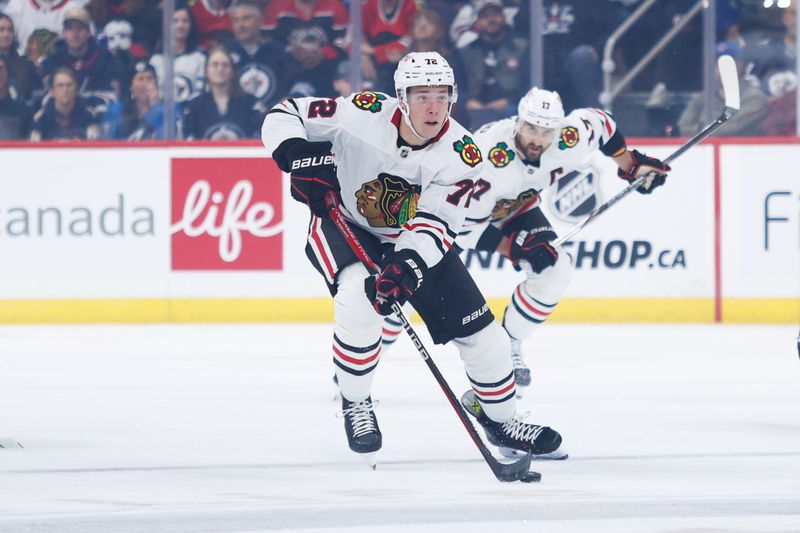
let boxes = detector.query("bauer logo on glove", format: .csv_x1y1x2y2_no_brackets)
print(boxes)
507,226,558,274
366,249,427,316
285,140,341,217
291,154,335,170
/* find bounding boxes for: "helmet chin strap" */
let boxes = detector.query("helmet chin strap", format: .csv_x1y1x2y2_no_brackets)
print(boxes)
399,99,452,142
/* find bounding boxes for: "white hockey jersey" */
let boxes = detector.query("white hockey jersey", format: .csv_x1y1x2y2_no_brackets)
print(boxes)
150,51,206,103
4,0,89,55
261,92,484,269
457,107,621,249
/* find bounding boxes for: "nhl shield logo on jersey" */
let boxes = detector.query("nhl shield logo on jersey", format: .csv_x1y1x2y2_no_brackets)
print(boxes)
488,142,515,168
549,169,602,223
453,135,482,167
352,91,386,113
558,126,579,150
355,173,421,228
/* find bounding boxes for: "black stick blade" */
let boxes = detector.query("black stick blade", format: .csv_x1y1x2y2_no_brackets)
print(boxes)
492,451,537,482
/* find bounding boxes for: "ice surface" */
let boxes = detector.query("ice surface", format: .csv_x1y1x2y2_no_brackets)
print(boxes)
0,323,798,532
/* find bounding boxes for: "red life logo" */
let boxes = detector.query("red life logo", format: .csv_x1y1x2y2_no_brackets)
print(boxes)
171,158,283,270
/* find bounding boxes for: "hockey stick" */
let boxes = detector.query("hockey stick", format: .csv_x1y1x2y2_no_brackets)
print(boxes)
553,55,741,247
323,191,538,483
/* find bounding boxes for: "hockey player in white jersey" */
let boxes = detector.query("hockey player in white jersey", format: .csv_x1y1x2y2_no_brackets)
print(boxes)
262,53,564,466
381,87,671,395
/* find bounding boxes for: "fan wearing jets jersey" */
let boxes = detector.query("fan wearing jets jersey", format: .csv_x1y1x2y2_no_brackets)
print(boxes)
262,53,564,467
381,87,671,394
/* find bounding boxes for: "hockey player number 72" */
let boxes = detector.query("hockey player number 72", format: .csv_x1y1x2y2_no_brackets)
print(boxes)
446,178,491,207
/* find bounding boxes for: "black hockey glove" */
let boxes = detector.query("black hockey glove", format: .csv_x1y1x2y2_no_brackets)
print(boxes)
285,140,340,217
365,249,427,316
617,149,670,194
507,227,558,274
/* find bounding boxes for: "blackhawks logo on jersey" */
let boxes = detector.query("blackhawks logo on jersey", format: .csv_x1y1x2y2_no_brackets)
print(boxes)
355,173,420,228
453,135,482,167
558,126,579,150
491,188,539,220
488,142,515,168
352,91,386,113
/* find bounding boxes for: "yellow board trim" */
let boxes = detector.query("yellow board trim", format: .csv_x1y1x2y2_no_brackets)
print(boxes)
0,298,795,324
722,298,800,324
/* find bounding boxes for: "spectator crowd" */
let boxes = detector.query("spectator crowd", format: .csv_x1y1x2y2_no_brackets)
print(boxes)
0,0,795,141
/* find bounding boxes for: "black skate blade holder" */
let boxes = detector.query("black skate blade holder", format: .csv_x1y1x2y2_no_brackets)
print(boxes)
325,192,539,483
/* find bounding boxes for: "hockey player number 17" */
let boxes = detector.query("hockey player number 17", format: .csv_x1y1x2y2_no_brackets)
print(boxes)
446,178,491,207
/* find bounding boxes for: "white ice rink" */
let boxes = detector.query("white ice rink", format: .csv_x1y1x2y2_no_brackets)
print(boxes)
0,323,798,532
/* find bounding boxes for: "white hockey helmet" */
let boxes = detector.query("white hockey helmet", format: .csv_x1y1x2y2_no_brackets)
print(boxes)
394,51,458,103
393,52,457,139
517,87,565,129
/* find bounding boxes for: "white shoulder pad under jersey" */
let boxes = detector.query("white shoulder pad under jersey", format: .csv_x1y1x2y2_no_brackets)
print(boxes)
261,91,484,268
457,108,617,250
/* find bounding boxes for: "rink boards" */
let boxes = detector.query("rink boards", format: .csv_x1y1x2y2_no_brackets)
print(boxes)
0,139,797,323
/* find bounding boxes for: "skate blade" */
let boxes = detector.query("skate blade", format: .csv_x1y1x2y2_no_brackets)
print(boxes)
0,439,23,449
498,446,568,461
358,452,378,470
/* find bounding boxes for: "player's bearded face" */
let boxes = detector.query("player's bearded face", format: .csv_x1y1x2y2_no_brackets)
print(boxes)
406,86,450,139
515,121,555,161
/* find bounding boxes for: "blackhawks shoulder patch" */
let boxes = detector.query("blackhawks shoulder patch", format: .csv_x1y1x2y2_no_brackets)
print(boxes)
453,135,482,167
558,126,579,150
488,142,515,168
352,91,386,113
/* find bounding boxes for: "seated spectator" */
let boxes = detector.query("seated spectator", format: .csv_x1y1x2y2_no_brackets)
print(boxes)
0,55,33,138
105,60,177,140
3,0,79,55
41,6,123,114
359,0,417,93
407,8,469,125
182,46,262,139
30,66,100,140
24,28,58,69
514,0,620,111
86,0,162,57
459,0,527,127
226,0,290,110
449,0,514,50
150,6,206,103
262,0,349,58
678,45,770,137
0,13,42,104
191,0,233,49
99,19,136,78
284,28,340,98
762,87,796,136
743,4,796,99
331,59,352,97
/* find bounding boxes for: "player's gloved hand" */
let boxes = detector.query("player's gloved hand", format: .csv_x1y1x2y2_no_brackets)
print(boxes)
285,140,340,216
617,149,670,194
507,227,558,274
365,249,427,316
